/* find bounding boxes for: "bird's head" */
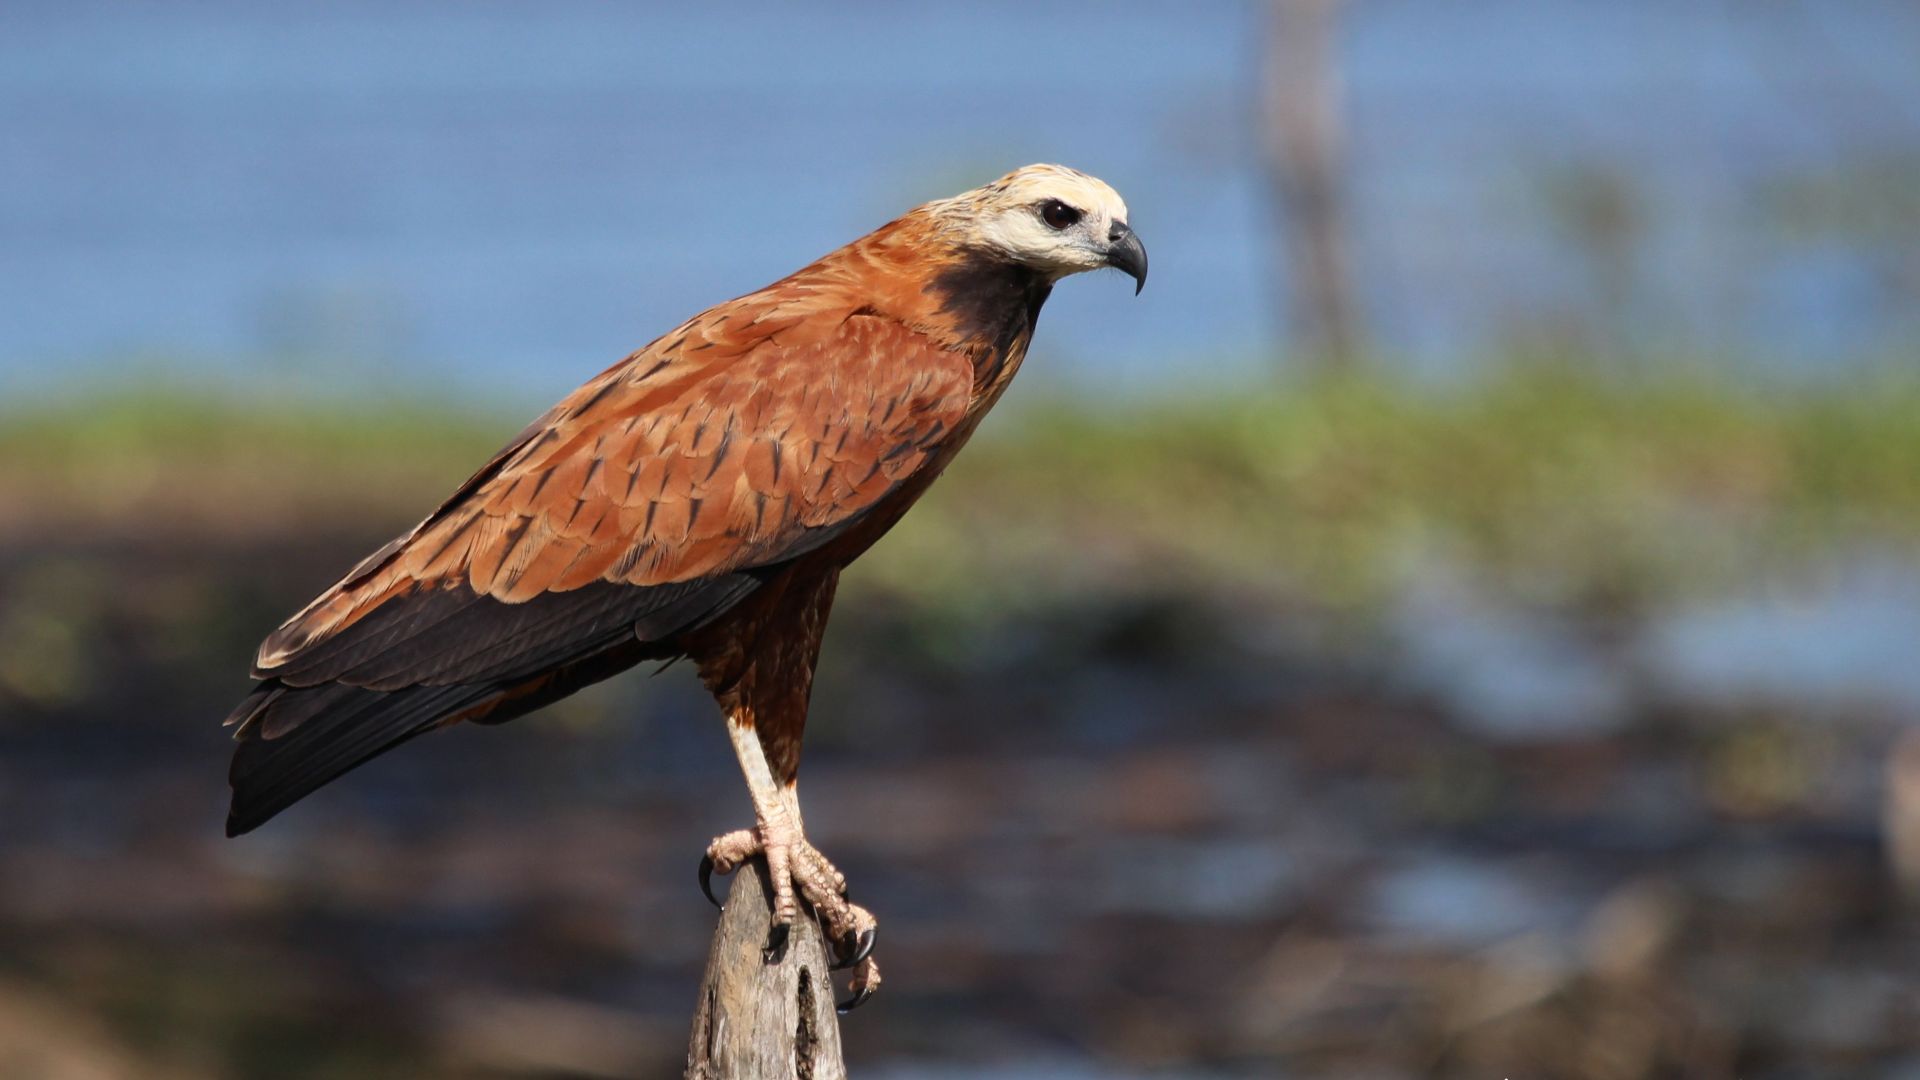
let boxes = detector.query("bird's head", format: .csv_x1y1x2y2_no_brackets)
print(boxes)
929,164,1147,293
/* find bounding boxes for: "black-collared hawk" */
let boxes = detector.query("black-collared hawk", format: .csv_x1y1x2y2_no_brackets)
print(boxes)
222,164,1147,1008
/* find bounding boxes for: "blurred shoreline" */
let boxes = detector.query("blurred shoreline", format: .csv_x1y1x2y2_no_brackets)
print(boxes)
4,368,1918,1076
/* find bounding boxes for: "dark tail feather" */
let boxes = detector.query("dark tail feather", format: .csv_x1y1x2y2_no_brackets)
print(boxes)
224,636,658,837
226,680,495,836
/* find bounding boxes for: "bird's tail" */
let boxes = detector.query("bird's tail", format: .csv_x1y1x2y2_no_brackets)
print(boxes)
224,638,651,837
224,680,494,836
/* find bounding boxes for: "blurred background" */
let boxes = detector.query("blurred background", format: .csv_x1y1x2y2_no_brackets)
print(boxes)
3,2,1919,1077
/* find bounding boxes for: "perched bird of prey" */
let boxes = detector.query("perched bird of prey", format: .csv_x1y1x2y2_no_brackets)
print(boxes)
222,164,1146,1009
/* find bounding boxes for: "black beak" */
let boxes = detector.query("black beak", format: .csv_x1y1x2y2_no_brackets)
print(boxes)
1106,221,1148,295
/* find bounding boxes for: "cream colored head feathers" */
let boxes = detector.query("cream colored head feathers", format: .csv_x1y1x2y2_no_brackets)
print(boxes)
928,164,1146,290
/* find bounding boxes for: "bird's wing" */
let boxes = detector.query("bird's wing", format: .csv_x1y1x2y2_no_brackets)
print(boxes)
246,304,975,699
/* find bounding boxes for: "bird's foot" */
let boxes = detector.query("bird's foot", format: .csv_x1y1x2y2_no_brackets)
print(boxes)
699,825,883,1011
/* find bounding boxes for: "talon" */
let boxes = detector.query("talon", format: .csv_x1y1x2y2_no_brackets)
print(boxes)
762,921,790,962
836,983,875,1014
698,854,722,909
831,926,876,972
836,954,881,1014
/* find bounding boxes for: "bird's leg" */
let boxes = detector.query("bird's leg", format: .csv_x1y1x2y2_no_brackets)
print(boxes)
702,713,882,1009
706,716,805,926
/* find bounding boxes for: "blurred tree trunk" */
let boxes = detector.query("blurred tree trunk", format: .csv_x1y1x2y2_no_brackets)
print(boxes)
1262,0,1363,373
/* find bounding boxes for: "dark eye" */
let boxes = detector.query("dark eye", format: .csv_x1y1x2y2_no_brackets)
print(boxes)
1039,199,1082,230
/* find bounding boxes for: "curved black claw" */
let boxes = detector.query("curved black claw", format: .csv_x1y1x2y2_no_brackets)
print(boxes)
830,927,877,972
836,983,876,1015
762,922,791,962
698,855,722,910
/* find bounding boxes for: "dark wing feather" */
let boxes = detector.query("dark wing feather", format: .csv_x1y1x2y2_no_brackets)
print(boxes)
225,303,973,831
263,575,752,691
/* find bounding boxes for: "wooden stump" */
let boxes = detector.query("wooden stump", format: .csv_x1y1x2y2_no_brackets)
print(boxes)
684,859,846,1080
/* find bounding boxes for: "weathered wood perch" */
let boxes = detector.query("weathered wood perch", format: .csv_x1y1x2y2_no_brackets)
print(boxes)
685,859,846,1080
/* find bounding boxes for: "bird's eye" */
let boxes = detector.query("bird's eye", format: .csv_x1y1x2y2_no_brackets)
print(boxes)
1038,199,1082,230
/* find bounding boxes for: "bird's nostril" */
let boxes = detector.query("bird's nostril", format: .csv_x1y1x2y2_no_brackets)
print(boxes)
1108,222,1129,242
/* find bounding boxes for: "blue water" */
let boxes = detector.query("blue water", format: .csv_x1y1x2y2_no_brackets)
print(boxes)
2,1,1917,404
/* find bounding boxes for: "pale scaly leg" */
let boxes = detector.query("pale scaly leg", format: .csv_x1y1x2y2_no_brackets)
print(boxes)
701,713,882,1010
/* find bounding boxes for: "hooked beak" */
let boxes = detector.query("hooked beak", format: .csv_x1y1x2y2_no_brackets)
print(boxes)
1105,221,1148,294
